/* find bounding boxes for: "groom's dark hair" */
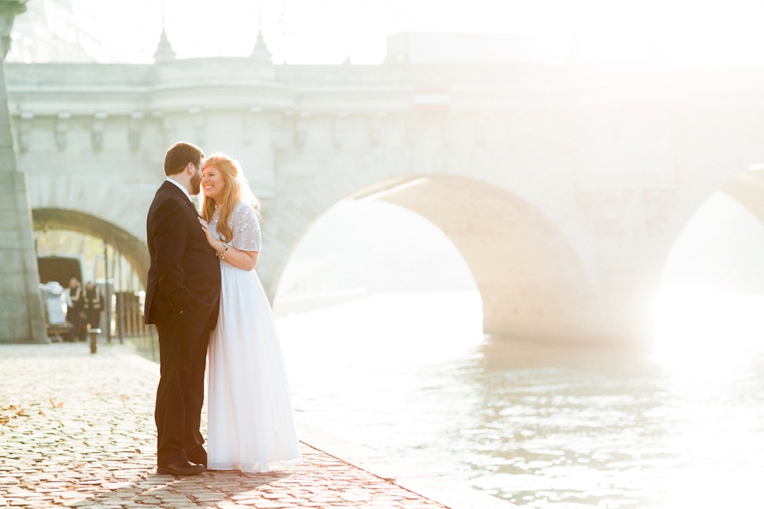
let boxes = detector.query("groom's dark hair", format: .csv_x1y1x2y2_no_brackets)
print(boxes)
164,142,205,176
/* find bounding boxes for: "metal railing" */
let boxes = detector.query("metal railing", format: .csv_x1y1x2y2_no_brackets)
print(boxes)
115,291,159,362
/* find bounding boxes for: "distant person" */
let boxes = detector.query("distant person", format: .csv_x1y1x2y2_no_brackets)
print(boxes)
198,153,302,472
144,142,221,477
82,282,104,330
65,277,85,341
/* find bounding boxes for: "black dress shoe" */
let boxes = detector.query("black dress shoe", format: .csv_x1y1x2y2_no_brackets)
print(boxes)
157,460,206,476
187,456,207,469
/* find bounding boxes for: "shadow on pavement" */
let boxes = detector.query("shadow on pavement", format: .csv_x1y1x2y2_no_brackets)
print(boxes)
83,470,294,507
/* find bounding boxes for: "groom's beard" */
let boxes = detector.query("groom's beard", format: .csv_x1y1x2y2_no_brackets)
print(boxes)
189,171,202,196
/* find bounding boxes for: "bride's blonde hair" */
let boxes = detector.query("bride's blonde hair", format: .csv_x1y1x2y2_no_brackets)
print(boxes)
200,154,260,243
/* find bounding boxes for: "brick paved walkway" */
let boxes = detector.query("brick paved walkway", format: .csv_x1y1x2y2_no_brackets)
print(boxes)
0,344,512,509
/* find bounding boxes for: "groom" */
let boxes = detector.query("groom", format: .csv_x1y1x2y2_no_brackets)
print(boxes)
145,142,221,476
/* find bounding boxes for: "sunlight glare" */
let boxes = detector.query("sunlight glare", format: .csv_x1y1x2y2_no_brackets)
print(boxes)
274,198,485,447
653,190,764,371
52,0,764,67
653,288,764,371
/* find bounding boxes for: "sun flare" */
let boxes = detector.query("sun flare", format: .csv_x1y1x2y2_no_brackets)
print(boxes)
653,190,764,370
653,288,764,369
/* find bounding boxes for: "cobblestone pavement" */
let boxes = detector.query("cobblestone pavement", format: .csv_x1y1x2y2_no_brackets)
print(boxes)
0,343,450,509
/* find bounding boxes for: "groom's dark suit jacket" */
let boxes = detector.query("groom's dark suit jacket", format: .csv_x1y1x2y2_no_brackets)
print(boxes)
145,181,220,331
145,180,221,467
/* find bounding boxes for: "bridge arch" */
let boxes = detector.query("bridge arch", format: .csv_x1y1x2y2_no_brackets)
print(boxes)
658,167,764,292
272,174,600,343
32,208,149,288
716,168,764,228
654,168,764,355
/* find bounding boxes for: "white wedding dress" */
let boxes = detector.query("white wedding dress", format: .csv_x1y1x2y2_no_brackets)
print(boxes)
206,201,302,472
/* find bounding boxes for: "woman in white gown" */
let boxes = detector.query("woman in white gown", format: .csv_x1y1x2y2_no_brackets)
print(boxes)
198,153,302,472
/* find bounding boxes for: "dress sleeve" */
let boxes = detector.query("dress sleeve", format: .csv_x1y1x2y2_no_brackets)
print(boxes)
231,202,261,252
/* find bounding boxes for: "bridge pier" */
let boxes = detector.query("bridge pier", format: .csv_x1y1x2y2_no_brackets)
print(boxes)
0,0,46,344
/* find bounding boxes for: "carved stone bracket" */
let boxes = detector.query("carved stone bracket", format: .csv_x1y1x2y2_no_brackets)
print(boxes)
55,111,70,152
295,111,310,151
332,112,348,150
128,111,143,152
369,112,385,148
242,106,262,146
18,110,32,153
269,112,293,150
91,112,107,152
188,107,205,146
156,112,176,148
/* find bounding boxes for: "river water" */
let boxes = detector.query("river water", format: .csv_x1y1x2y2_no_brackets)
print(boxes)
275,291,764,508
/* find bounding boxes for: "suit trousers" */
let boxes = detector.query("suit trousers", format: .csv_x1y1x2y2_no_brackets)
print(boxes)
154,311,210,467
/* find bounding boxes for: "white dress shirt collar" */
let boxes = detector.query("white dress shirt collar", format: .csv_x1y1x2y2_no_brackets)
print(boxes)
165,177,191,201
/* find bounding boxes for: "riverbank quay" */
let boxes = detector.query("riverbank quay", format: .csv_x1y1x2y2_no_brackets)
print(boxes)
0,343,513,509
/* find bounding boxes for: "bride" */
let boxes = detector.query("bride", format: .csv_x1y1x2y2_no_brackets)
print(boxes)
198,153,302,472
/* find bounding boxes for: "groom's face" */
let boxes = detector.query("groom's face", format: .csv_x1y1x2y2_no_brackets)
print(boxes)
189,161,203,195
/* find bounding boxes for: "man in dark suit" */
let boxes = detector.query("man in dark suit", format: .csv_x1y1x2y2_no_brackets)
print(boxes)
145,142,221,476
65,277,85,341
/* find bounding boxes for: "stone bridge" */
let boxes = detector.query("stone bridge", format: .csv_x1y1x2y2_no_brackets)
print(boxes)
8,34,764,347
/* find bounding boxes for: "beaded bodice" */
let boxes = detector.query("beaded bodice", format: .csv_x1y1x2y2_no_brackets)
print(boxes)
209,201,261,252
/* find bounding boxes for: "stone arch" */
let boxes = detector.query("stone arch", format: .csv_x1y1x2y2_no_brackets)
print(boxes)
657,167,764,276
272,174,600,343
32,208,149,289
717,168,764,226
656,168,764,294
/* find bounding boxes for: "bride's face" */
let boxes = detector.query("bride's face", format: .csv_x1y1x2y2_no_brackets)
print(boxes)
202,165,225,203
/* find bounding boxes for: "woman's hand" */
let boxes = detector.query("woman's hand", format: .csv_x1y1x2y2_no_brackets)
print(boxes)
198,217,258,270
199,217,222,251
